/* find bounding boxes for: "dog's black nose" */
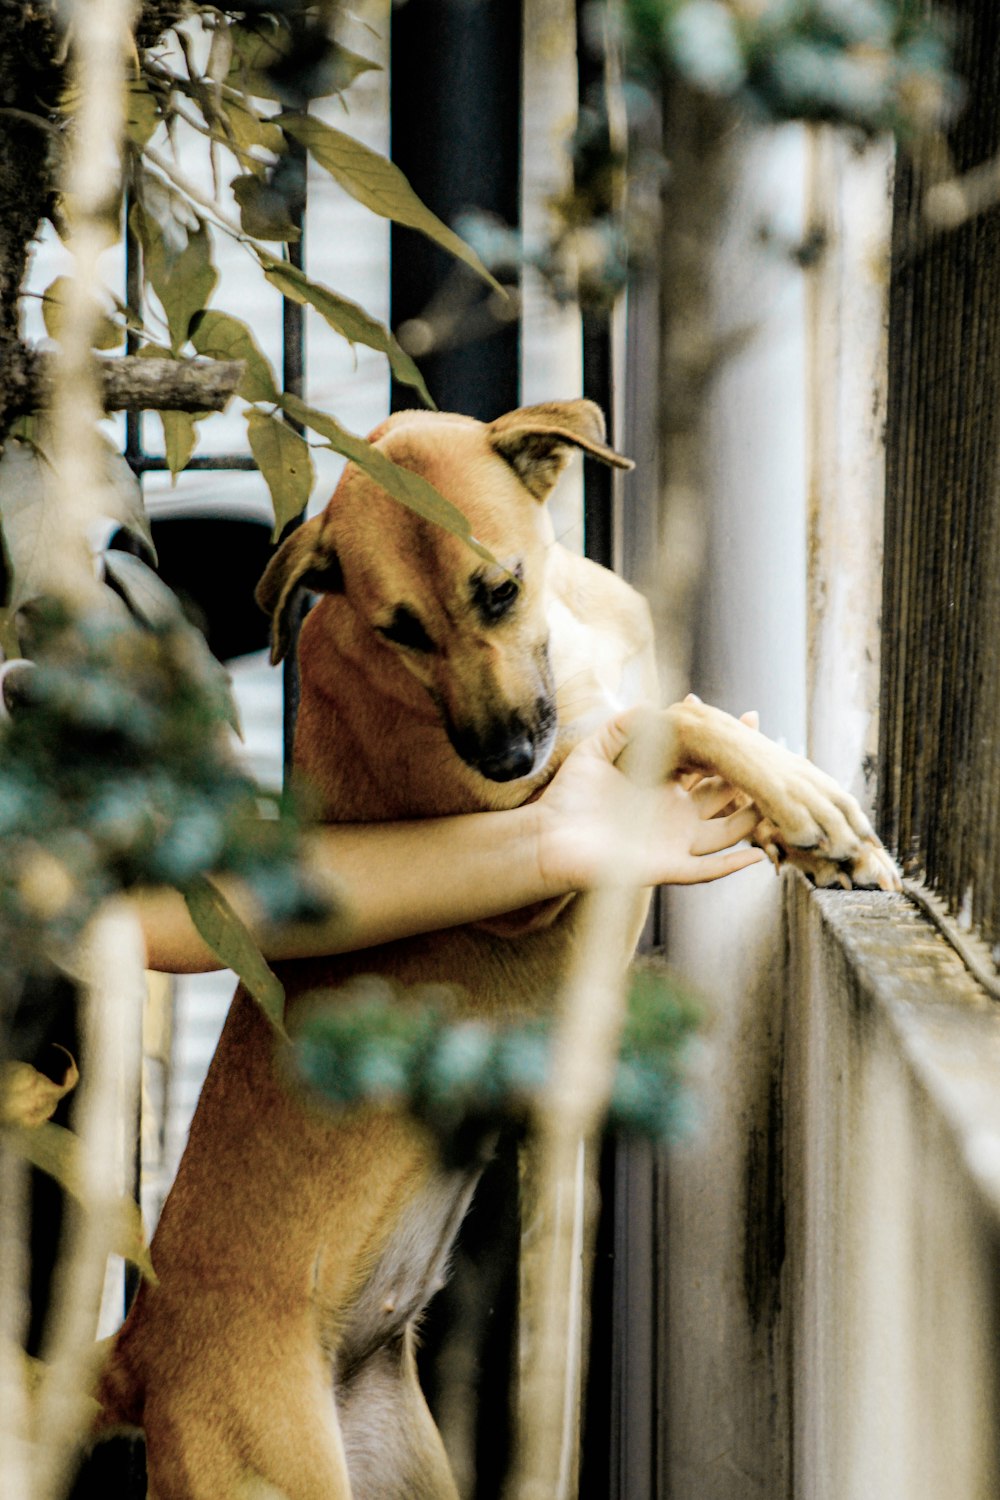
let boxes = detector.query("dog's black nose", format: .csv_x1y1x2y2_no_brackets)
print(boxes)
478,736,536,782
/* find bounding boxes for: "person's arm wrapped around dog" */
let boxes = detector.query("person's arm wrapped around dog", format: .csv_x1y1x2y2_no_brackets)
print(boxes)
136,709,765,974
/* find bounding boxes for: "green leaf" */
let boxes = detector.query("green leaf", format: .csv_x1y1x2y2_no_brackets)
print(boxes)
246,408,315,537
160,410,199,477
134,344,211,480
7,1121,157,1282
0,438,156,612
260,255,433,407
232,172,301,241
5,414,43,450
134,206,219,353
190,309,278,403
279,393,493,562
126,78,160,147
184,876,286,1031
229,23,379,101
280,114,502,294
131,182,199,272
1,1048,77,1127
226,19,286,98
221,96,284,158
41,276,124,351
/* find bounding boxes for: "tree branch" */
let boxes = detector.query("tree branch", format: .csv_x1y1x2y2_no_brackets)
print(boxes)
12,351,245,416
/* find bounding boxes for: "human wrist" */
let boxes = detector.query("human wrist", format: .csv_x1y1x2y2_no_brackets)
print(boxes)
530,794,588,899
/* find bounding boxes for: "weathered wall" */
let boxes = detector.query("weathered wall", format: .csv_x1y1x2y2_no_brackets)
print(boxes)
653,121,1000,1500
786,879,1000,1500
666,870,1000,1500
664,871,793,1498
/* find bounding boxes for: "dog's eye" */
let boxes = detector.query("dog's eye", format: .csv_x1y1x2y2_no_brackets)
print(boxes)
475,572,521,624
491,578,519,611
376,607,435,653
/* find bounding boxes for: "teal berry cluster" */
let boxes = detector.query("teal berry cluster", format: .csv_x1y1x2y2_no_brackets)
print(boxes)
0,605,324,978
626,0,956,136
293,964,701,1162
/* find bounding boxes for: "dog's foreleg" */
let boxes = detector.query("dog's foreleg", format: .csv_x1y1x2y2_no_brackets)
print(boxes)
617,700,899,890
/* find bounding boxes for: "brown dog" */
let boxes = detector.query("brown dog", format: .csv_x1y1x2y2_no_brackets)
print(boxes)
98,401,897,1498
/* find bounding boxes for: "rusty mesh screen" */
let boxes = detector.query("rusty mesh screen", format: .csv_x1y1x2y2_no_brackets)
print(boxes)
878,1,1000,959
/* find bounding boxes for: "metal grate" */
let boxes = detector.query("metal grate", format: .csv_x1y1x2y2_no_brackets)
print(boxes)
879,1,1000,961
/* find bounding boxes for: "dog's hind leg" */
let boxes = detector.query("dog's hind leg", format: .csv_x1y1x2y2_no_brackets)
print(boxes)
339,1332,460,1500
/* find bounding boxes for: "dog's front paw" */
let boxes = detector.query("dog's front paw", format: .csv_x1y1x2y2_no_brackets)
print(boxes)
670,701,900,892
753,814,901,892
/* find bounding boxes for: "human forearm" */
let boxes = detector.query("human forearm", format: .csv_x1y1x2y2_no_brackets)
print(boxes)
135,802,552,973
134,708,764,974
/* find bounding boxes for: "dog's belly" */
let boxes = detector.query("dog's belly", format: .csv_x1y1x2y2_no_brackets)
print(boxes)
284,889,648,1384
275,910,591,1377
332,1165,481,1381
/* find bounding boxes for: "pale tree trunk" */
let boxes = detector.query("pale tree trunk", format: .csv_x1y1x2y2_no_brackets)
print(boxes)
0,0,231,447
510,73,735,1500
0,4,63,439
0,5,148,1498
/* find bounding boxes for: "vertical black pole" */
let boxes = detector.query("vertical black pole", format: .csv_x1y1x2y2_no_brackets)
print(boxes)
281,140,307,783
576,0,616,571
390,0,521,420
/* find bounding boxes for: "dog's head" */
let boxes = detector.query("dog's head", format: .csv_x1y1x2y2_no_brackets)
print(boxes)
256,400,632,784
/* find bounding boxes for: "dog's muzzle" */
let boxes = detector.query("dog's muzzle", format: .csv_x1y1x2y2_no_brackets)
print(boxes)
448,699,557,784
477,734,537,783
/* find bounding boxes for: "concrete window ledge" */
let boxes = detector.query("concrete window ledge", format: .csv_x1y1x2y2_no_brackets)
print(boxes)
803,882,1000,1220
781,873,1000,1500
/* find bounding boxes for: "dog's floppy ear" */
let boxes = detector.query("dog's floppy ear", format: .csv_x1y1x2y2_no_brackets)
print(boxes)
255,514,344,664
488,399,634,501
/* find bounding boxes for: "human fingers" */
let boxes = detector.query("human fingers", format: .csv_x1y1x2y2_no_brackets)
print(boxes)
689,774,726,806
675,846,767,885
690,804,760,856
690,775,745,819
690,774,756,821
584,703,659,770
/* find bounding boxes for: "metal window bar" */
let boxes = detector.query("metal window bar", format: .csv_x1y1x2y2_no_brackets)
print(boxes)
879,1,1000,960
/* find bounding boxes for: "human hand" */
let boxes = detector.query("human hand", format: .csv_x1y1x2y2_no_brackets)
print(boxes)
536,705,767,894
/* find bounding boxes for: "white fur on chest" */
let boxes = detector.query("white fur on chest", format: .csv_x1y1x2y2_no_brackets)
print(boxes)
548,593,652,739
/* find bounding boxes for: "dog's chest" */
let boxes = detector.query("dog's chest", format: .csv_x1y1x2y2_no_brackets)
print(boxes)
547,583,655,739
282,903,580,1023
